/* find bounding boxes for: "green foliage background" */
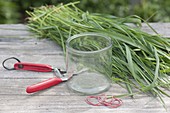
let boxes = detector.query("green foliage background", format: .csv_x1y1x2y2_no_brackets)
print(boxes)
0,0,170,24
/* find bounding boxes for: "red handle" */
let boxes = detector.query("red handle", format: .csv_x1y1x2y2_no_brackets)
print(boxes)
26,77,63,93
14,62,53,72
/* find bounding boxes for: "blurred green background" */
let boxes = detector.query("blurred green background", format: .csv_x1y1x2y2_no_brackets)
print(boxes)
0,0,170,24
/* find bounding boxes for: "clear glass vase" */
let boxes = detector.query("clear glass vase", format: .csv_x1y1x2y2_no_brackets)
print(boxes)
66,32,112,95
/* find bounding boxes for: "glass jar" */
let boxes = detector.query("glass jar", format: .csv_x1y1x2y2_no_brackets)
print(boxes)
66,32,112,95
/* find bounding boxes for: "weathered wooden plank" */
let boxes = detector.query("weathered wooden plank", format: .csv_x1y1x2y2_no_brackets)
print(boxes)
0,77,170,112
0,24,38,39
0,24,27,30
141,23,170,37
0,95,169,113
0,38,63,55
0,78,127,96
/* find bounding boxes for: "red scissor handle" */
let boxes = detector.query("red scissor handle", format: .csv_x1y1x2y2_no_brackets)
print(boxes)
26,77,63,93
14,62,53,72
2,57,65,93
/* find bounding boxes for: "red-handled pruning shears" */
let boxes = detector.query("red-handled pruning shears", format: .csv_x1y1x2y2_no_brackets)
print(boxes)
2,57,68,93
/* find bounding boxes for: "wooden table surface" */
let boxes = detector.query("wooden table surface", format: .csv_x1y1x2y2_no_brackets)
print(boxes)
0,24,170,113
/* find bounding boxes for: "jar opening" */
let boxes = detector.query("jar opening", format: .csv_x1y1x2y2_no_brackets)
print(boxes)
66,33,112,54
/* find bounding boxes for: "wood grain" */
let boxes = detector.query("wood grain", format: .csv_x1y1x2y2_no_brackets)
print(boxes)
0,24,170,113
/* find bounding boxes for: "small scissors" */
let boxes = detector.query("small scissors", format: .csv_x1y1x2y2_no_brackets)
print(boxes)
2,57,69,93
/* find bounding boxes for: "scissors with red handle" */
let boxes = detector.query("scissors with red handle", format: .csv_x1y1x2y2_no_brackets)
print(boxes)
2,57,68,93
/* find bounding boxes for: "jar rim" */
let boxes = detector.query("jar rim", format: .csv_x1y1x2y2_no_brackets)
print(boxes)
66,32,112,54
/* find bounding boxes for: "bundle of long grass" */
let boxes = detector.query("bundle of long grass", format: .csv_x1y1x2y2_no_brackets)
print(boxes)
26,2,170,106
